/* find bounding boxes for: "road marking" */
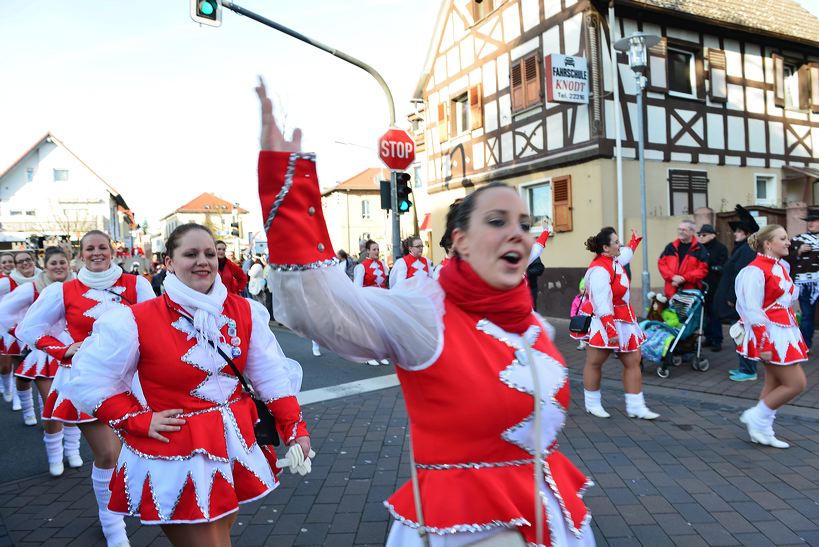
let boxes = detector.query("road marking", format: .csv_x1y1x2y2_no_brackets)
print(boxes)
298,374,399,406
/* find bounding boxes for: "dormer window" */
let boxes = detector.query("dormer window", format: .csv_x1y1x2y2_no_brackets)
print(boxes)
472,0,494,22
667,47,698,98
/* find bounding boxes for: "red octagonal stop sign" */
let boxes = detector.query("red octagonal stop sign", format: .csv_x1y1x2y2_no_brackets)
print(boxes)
378,128,416,171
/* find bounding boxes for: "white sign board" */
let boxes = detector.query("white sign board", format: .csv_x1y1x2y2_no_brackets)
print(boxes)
545,54,589,104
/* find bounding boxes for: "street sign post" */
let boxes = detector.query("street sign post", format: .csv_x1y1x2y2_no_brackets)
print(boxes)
378,129,416,260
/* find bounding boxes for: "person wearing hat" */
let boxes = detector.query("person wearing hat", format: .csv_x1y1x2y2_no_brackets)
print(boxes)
788,208,819,351
713,205,760,381
697,224,728,351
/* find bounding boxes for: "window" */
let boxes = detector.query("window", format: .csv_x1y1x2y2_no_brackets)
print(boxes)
669,170,709,215
26,168,34,182
53,169,69,182
755,174,777,206
451,93,469,135
361,199,371,220
668,47,697,97
784,64,799,109
25,210,35,216
413,164,423,189
522,181,553,228
511,53,542,111
10,210,22,216
472,0,494,21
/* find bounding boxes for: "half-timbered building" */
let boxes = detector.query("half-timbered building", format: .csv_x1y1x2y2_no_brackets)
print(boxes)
413,0,819,313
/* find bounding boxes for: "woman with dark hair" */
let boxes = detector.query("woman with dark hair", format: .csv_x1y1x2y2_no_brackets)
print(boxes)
215,239,248,295
571,227,659,420
257,79,592,546
66,223,311,546
354,240,389,289
17,229,154,547
0,247,78,474
389,235,433,289
736,225,808,448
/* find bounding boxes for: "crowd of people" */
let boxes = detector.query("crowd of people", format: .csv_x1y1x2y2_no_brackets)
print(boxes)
0,77,809,546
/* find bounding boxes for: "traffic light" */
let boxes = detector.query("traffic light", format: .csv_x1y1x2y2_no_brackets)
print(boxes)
230,222,240,237
396,172,412,214
379,180,391,210
190,0,222,27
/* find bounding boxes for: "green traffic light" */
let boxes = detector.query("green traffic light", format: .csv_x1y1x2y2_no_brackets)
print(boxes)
199,1,215,15
399,202,410,212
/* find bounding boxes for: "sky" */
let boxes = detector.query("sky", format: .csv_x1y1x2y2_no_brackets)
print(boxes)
1,0,818,235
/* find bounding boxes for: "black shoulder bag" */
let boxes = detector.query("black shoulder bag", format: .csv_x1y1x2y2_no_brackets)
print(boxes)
182,316,280,446
569,294,592,335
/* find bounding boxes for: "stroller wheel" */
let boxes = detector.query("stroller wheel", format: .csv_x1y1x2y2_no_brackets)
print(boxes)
696,357,710,372
657,367,670,379
671,355,683,367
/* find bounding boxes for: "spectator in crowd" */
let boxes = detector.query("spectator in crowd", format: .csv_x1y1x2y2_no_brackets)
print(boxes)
337,250,356,281
658,219,709,297
216,240,248,295
788,208,819,352
713,205,760,381
697,224,728,351
151,262,166,296
247,256,267,306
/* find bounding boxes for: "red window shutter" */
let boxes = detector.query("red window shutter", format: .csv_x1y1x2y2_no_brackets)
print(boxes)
647,37,668,92
524,54,541,107
810,63,819,114
469,84,483,130
707,49,728,102
773,54,785,108
437,102,448,142
552,175,573,232
511,61,524,111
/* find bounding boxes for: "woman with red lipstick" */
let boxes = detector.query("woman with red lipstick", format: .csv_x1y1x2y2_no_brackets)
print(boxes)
256,78,593,547
65,223,311,547
572,227,659,421
17,230,154,547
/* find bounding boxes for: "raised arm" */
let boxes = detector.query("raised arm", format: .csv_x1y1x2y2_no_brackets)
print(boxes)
618,230,642,266
16,283,72,362
528,230,550,266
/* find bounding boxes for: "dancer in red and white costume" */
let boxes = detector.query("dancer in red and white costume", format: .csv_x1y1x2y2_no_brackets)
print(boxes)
0,247,80,475
256,78,592,547
0,250,40,410
354,240,389,289
17,230,153,547
735,225,808,448
389,236,433,289
571,227,658,420
66,223,311,547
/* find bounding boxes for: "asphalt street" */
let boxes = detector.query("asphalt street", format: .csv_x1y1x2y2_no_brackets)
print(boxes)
0,324,393,483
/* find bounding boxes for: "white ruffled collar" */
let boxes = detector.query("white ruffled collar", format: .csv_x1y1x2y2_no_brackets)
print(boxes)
78,264,122,289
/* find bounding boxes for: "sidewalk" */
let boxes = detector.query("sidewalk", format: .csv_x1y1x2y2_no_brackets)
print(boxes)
1,321,817,546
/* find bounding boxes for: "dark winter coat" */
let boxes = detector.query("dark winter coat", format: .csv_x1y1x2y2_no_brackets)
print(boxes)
702,238,728,301
713,239,756,321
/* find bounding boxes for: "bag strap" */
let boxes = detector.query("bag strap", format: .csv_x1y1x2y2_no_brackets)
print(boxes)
408,431,430,547
179,315,255,396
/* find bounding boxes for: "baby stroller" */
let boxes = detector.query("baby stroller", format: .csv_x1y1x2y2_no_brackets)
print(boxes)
640,289,710,378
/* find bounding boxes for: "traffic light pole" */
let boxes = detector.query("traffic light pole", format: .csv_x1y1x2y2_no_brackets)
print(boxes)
221,1,402,258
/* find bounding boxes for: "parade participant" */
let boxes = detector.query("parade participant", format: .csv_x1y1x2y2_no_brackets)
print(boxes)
388,236,433,289
657,219,709,297
788,208,819,351
0,252,17,402
215,240,248,295
0,247,81,475
0,250,41,410
256,78,592,546
735,225,808,448
354,240,389,288
571,227,659,420
66,223,311,547
0,252,14,276
17,230,154,547
697,224,728,351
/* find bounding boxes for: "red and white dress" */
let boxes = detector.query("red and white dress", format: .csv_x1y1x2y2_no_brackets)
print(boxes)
354,258,389,288
389,254,433,289
735,254,808,365
570,234,645,352
0,281,69,380
16,272,154,422
0,275,25,356
65,284,307,524
260,151,593,546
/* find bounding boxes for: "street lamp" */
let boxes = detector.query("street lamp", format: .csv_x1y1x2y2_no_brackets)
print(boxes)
614,32,660,311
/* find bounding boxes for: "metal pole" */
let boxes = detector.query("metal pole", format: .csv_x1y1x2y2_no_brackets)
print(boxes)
391,171,400,261
609,1,624,237
636,73,650,310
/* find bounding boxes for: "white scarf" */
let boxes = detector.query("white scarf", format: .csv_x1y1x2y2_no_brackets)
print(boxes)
34,270,76,294
10,268,41,285
163,272,228,348
78,264,123,289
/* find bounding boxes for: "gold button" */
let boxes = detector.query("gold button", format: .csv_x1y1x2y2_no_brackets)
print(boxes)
317,243,325,252
308,207,315,216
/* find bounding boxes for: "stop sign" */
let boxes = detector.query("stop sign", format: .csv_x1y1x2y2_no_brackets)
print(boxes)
378,128,416,171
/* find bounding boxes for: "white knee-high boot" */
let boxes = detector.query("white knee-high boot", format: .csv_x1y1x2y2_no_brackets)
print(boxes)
11,381,20,411
91,464,129,546
584,389,610,418
625,392,660,420
63,426,83,468
0,372,11,402
44,431,65,476
18,387,36,425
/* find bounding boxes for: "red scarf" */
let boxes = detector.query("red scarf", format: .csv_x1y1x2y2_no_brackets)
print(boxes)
438,256,533,334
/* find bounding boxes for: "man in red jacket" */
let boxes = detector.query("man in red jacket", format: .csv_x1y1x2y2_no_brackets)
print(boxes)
657,219,709,297
216,240,248,294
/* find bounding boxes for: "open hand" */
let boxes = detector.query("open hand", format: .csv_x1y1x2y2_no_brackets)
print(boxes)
255,76,302,153
63,342,83,358
148,409,186,443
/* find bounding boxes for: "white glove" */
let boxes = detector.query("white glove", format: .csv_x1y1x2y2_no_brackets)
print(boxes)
276,445,316,476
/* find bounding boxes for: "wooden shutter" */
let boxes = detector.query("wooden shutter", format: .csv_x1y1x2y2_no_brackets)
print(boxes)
524,54,541,107
437,102,448,142
695,52,706,99
707,48,728,102
552,175,573,232
798,64,812,111
469,84,483,130
810,63,819,114
773,53,785,108
511,60,524,111
668,170,709,215
647,37,668,92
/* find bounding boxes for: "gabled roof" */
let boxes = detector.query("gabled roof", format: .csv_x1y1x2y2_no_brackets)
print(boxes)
321,168,390,197
0,132,131,210
163,192,249,219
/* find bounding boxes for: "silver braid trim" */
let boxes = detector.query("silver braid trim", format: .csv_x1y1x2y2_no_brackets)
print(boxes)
263,152,316,232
